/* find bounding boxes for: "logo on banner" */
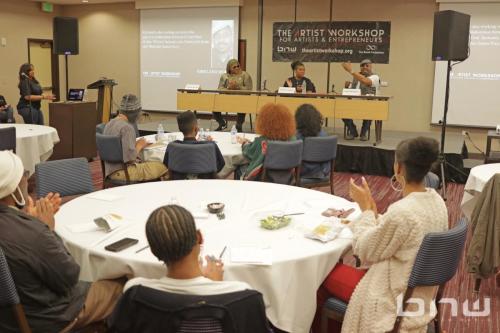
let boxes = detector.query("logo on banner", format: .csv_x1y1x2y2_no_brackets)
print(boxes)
366,45,378,51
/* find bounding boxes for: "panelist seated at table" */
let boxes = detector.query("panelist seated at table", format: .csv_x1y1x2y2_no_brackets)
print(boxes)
213,59,253,132
283,61,316,93
103,94,167,182
0,151,123,332
341,59,381,141
0,94,15,123
313,137,448,333
295,104,330,179
236,103,296,181
163,111,225,179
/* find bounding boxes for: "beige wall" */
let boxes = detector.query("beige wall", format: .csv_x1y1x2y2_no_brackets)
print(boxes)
61,2,140,108
0,0,64,122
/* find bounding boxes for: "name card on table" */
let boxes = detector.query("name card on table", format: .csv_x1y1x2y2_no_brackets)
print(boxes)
342,88,361,96
184,84,201,91
278,87,297,94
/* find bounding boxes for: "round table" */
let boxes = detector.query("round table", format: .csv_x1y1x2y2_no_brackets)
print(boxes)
55,180,359,333
141,132,257,177
461,163,500,218
0,124,60,175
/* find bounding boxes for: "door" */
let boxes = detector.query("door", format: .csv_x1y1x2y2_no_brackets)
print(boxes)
28,39,60,123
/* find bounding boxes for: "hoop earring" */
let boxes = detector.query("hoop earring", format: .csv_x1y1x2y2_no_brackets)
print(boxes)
390,174,405,192
10,186,26,208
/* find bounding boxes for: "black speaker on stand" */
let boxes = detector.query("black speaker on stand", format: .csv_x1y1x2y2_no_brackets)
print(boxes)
432,10,470,199
53,17,79,100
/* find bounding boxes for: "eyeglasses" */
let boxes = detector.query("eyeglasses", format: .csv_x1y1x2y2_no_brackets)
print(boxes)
232,65,240,69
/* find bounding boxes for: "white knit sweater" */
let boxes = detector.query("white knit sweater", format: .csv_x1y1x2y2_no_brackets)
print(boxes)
342,189,448,333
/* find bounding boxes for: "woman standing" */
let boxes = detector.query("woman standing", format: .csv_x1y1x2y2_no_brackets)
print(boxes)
284,61,316,93
17,63,54,125
213,59,253,132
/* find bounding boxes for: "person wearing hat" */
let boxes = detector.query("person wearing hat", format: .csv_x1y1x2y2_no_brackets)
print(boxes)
213,59,253,132
0,151,123,332
103,94,167,182
341,59,381,141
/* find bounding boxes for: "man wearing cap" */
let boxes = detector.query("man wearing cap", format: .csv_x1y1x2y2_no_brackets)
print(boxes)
341,59,381,141
103,94,167,182
0,151,123,332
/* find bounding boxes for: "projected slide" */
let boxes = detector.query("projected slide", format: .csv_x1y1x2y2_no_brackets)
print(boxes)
140,7,239,111
432,3,500,127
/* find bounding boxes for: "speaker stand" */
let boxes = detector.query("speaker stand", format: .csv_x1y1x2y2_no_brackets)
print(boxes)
438,60,468,200
65,54,69,99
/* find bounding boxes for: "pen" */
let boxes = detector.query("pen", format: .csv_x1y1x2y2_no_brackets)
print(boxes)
219,246,227,259
135,245,150,253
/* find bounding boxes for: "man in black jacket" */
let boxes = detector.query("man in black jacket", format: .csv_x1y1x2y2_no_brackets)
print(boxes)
0,151,123,332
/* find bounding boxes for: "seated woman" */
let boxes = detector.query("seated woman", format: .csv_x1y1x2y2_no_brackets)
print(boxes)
236,103,296,181
314,137,448,333
284,61,316,93
295,104,330,179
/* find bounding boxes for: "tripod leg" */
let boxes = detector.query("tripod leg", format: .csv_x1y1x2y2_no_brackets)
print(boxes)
440,160,447,200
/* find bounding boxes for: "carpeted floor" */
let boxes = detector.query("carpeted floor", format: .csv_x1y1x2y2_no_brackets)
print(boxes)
85,160,499,332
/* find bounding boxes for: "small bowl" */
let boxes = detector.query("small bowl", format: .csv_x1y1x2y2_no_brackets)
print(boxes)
207,202,225,214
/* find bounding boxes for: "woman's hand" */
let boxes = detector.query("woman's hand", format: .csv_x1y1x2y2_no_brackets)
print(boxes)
43,94,56,101
202,256,224,281
237,136,250,145
349,177,377,215
286,79,293,87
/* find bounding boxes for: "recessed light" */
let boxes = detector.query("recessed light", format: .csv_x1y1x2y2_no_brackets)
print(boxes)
82,0,89,3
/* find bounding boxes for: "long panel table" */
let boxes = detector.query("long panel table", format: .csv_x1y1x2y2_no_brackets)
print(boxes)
177,89,390,144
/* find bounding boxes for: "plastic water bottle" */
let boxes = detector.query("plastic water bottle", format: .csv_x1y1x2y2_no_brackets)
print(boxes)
230,125,237,144
157,123,165,142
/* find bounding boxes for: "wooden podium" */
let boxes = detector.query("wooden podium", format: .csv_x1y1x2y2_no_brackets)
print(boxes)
87,79,117,123
49,102,97,160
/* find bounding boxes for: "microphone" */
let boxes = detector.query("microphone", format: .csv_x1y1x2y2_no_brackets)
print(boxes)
262,79,268,91
21,73,29,78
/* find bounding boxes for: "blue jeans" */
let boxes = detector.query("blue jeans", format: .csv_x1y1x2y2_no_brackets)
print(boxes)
18,106,44,125
0,106,15,123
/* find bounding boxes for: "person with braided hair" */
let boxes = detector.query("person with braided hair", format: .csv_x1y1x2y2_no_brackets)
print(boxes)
123,205,250,295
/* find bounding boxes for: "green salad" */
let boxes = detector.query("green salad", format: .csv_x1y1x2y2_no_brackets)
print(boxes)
260,215,291,230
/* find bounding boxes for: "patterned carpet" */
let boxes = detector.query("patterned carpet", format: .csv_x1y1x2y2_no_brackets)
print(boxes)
86,160,498,332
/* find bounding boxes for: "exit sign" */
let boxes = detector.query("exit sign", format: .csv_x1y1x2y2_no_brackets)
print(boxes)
41,2,54,13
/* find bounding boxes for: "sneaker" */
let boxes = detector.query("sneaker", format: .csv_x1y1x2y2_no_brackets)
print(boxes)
215,121,227,131
345,133,355,140
360,133,369,141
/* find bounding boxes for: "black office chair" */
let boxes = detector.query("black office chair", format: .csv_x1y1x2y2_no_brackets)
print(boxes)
0,127,16,152
300,136,337,194
262,140,303,185
166,142,218,180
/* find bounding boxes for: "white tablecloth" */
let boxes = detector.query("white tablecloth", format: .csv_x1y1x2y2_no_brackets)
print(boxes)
0,124,60,175
461,163,500,218
141,132,257,176
55,180,359,333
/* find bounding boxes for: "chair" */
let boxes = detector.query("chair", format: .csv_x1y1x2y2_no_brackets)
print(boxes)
108,285,270,333
35,158,93,198
0,247,32,333
96,123,106,134
299,136,337,194
166,142,218,180
321,218,468,333
262,140,303,185
96,133,135,188
0,127,16,152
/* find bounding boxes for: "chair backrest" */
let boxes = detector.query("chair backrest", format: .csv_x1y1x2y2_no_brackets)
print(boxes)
407,218,468,288
108,286,270,333
263,140,303,170
167,142,218,176
35,158,94,198
0,247,20,307
96,123,106,134
0,127,16,152
96,133,125,163
302,135,337,163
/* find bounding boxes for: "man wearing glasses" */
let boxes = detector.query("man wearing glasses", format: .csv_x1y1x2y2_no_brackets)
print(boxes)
213,59,253,132
341,59,381,141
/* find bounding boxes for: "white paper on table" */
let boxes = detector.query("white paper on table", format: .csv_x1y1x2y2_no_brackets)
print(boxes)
66,223,100,233
85,192,123,202
230,246,272,266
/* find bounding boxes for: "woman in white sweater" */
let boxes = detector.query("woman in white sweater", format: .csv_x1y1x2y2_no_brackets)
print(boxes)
336,137,448,333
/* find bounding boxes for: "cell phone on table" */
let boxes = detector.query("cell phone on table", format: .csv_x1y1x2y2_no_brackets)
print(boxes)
105,238,139,252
